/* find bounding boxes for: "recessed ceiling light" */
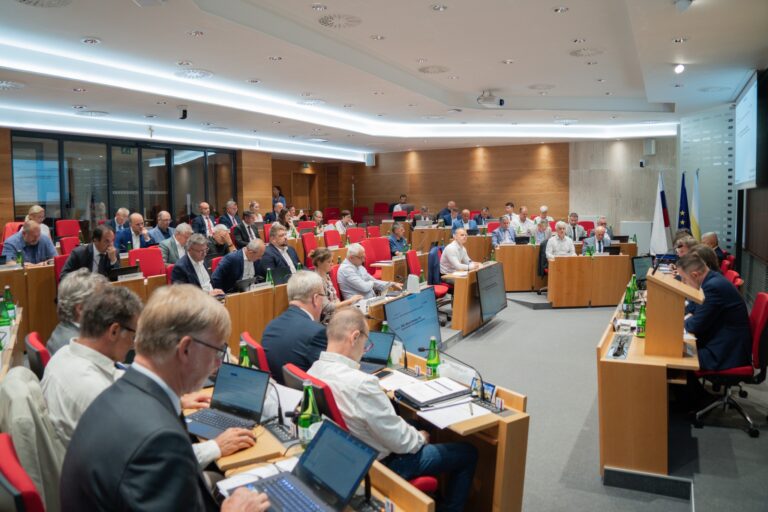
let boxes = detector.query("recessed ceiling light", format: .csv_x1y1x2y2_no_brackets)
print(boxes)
370,34,385,41
447,75,459,80
373,91,384,95
431,4,448,11
417,58,427,64
298,99,326,106
604,91,612,96
343,104,353,108
501,59,514,65
553,6,569,13
596,78,606,83
318,14,362,29
144,114,157,118
156,100,167,105
80,36,101,45
0,80,25,90
572,38,586,43
187,30,204,37
204,126,227,132
418,65,449,74
72,104,87,109
586,61,598,66
246,79,261,84
307,138,329,143
76,110,108,117
72,87,87,92
570,48,602,57
422,115,444,120
674,64,685,74
556,119,578,125
174,68,213,79
300,92,312,97
268,56,283,62
272,121,281,124
446,108,462,113
311,3,327,11
177,60,192,67
672,37,688,44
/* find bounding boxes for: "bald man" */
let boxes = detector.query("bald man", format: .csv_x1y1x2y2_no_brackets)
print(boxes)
114,213,155,252
148,210,175,244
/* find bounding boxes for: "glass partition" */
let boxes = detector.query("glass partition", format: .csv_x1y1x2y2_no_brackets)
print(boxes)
11,136,61,221
62,141,108,231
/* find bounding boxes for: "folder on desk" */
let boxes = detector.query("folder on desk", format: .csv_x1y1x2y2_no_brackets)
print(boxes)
394,377,470,409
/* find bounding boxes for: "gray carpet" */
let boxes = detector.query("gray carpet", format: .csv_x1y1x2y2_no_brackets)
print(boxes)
444,293,768,511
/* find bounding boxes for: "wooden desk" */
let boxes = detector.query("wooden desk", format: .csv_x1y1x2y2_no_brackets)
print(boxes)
0,267,30,343
111,275,167,303
597,301,699,476
0,309,23,383
496,244,537,291
590,255,633,306
223,284,289,356
443,262,503,336
0,265,58,343
411,227,451,253
465,235,492,263
547,255,631,308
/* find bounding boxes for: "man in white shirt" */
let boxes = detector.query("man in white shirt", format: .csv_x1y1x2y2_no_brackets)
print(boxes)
159,222,192,264
334,210,354,235
534,205,555,225
193,201,216,237
503,201,519,223
171,233,225,295
337,243,401,300
440,228,480,275
512,206,536,236
545,221,577,260
566,212,587,241
392,194,408,212
308,309,477,512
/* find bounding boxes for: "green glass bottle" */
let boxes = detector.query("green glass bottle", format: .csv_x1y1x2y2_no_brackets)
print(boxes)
266,267,274,286
296,261,303,271
238,340,250,368
381,321,393,367
3,285,15,320
622,285,634,318
636,303,647,338
489,248,496,262
419,269,425,284
297,379,322,447
426,336,440,379
15,251,23,267
632,233,637,243
0,299,10,327
630,274,638,298
126,241,132,252
529,235,535,245
337,256,341,265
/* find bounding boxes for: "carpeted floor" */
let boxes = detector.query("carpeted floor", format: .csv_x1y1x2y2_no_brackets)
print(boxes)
445,293,768,512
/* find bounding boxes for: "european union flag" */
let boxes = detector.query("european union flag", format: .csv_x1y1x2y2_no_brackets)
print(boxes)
678,172,691,230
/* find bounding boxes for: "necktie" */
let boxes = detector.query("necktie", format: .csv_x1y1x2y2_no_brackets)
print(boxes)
97,253,105,274
598,241,602,253
205,216,213,236
247,226,254,241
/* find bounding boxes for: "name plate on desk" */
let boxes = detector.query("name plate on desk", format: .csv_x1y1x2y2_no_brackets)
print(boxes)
117,273,144,282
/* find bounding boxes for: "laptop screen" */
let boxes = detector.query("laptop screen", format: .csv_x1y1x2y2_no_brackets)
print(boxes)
361,331,395,365
632,256,653,282
211,363,270,421
296,421,378,507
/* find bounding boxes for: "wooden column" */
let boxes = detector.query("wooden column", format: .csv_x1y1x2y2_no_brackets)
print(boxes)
236,150,271,213
0,128,14,226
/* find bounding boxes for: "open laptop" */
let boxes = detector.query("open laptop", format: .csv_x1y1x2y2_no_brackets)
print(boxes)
514,236,530,244
415,219,432,227
604,246,622,255
235,275,265,293
632,255,654,290
186,363,270,439
359,331,395,374
244,420,377,512
270,266,293,285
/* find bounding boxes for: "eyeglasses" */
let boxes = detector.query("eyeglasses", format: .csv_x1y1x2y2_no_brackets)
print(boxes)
358,332,374,353
190,336,228,361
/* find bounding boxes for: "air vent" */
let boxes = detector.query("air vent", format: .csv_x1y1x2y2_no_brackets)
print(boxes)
318,14,361,28
14,0,71,7
0,81,25,90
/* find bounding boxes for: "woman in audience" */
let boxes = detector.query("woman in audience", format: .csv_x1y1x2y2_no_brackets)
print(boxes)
26,205,51,239
272,186,286,209
277,208,296,236
310,248,362,323
248,200,264,222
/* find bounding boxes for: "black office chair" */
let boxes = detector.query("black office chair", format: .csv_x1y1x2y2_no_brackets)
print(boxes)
536,238,549,295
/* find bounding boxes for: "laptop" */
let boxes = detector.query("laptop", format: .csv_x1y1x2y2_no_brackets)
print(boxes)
514,236,530,244
272,266,293,285
604,246,622,255
632,255,653,289
466,228,479,236
613,235,630,243
359,331,395,374
186,363,270,439
235,275,265,293
244,420,377,512
415,219,432,227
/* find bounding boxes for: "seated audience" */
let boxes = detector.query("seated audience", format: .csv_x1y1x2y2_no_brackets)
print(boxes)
491,215,516,247
533,218,552,245
677,254,751,371
309,248,362,324
233,210,261,248
702,231,726,263
545,221,576,259
675,236,699,259
308,309,478,512
534,205,554,224
451,209,478,235
148,210,175,244
218,200,241,229
334,210,355,235
440,228,480,274
159,222,192,264
26,205,51,239
2,220,57,265
437,200,457,226
690,244,721,273
503,201,518,223
411,205,432,224
115,213,155,252
257,224,300,279
474,207,491,226
211,240,266,294
191,201,216,237
311,210,325,230
106,207,130,233
247,200,264,222
388,222,408,256
581,226,612,255
512,206,535,235
261,271,328,384
206,224,236,265
567,212,587,241
264,201,283,224
47,269,108,355
277,208,296,235
60,225,119,280
338,243,402,300
287,205,306,222
446,207,460,227
59,285,270,512
171,233,225,296
590,216,614,238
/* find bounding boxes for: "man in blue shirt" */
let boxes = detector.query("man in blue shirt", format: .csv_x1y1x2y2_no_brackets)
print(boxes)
491,216,516,248
148,210,175,244
388,222,409,256
451,209,478,235
2,220,57,265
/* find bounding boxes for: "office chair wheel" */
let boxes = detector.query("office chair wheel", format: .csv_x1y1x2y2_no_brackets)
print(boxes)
748,427,759,438
739,390,748,398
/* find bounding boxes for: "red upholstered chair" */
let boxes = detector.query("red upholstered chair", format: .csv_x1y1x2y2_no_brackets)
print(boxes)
352,206,369,224
0,433,45,512
297,221,316,231
329,264,342,299
229,226,237,246
301,232,319,269
724,269,740,286
2,222,23,242
578,220,595,235
407,210,421,219
366,225,381,238
326,219,339,228
323,207,341,221
487,221,501,233
55,219,81,239
281,364,439,495
54,254,69,283
210,256,223,273
469,210,481,218
165,264,175,284
345,227,366,244
694,292,768,437
59,236,80,256
720,259,732,274
324,229,342,248
373,202,390,215
24,332,50,380
360,238,388,279
128,247,165,277
242,331,271,374
392,211,407,220
548,221,556,232
263,223,272,240
405,250,448,299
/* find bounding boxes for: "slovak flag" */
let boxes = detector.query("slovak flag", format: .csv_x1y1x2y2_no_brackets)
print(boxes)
650,172,671,255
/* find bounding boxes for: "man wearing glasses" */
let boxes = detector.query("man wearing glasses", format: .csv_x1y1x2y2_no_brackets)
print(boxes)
171,233,225,296
261,270,329,385
309,308,478,512
338,243,402,302
61,285,270,512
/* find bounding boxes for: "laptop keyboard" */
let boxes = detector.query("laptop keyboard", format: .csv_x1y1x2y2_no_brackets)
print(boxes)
187,408,255,431
258,477,324,512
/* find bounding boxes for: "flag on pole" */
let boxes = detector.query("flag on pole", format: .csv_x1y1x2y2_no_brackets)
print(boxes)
650,172,671,255
678,171,691,231
690,169,701,239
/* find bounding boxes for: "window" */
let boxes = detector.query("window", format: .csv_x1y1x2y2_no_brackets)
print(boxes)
142,148,170,225
111,146,139,221
11,136,61,220
62,141,108,232
207,151,235,215
173,150,206,223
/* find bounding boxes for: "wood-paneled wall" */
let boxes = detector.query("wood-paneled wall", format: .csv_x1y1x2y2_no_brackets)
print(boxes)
271,159,325,213
236,150,272,213
353,144,570,219
0,129,14,226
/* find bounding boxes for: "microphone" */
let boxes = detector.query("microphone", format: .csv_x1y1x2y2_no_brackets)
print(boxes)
651,254,674,275
267,379,285,426
417,346,489,405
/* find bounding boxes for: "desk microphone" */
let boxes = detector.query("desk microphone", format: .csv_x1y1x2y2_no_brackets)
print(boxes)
267,379,286,426
651,254,674,275
417,346,489,405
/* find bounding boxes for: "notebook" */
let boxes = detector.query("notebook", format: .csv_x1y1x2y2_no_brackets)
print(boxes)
359,331,395,374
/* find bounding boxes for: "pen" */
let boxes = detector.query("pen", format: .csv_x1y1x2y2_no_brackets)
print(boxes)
469,401,474,416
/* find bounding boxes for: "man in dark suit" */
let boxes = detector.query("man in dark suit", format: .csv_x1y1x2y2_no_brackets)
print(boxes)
159,223,193,264
437,200,456,226
171,234,225,296
191,201,216,237
702,232,726,263
581,226,612,255
105,207,130,233
211,240,265,294
61,225,120,281
678,253,751,371
473,207,491,226
218,200,241,230
263,202,284,224
233,210,260,249
261,270,328,384
59,285,270,512
114,213,155,252
256,224,299,280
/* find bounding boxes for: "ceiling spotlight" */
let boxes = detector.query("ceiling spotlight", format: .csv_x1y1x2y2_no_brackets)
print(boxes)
596,78,606,83
307,138,329,143
674,64,685,74
572,38,587,43
672,36,688,44
247,79,261,84
272,121,281,124
501,59,514,65
553,6,569,13
674,0,693,13
187,30,204,37
72,104,87,109
447,75,459,80
586,61,598,66
80,36,101,45
72,87,87,92
156,100,167,105
311,3,327,11
144,114,157,118
298,99,326,105
176,60,192,66
76,110,108,117
268,56,283,61
0,80,25,90
431,4,448,11
370,34,385,40
417,58,427,64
